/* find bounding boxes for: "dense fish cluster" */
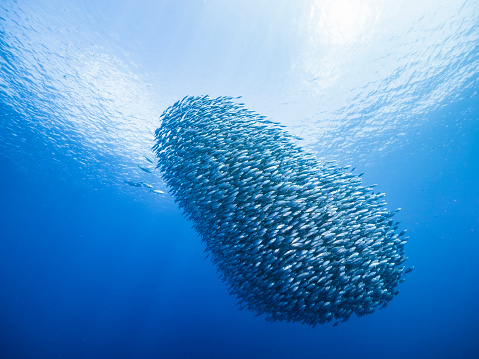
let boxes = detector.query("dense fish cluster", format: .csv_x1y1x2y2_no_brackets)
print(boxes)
153,96,412,326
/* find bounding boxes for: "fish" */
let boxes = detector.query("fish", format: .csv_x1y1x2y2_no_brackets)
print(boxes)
152,95,411,326
124,180,143,187
138,165,153,173
141,182,154,189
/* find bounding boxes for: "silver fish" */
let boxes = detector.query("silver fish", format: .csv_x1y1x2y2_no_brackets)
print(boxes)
152,96,411,326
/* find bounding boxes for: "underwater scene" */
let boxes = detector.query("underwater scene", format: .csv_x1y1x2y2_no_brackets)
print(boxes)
1,1,478,358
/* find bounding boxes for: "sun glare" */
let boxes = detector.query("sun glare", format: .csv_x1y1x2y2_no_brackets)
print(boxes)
310,0,376,45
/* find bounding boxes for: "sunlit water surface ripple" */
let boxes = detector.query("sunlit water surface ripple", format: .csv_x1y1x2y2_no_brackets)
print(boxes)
1,0,478,193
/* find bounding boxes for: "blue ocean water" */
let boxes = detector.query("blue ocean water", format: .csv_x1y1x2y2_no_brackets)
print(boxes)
1,1,478,358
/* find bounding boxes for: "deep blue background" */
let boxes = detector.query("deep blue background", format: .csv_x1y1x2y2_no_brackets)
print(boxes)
1,1,479,358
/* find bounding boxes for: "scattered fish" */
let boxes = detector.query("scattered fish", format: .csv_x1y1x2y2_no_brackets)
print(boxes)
150,189,165,195
152,95,411,326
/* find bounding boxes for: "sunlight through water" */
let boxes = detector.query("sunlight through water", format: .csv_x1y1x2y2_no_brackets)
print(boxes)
1,0,478,191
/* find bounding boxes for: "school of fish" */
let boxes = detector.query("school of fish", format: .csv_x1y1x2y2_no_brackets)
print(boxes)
153,95,412,326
